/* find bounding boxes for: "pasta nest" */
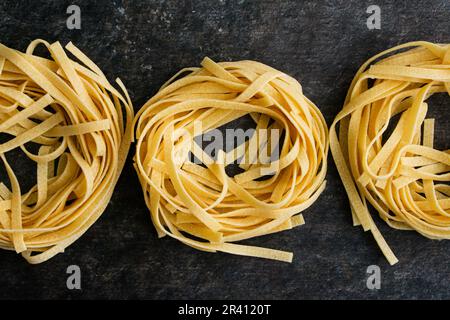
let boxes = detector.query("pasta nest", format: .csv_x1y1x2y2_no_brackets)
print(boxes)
330,41,450,265
0,40,133,263
134,57,328,262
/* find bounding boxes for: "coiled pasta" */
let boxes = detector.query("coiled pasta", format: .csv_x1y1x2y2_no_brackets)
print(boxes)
134,57,328,262
330,41,450,265
0,40,133,263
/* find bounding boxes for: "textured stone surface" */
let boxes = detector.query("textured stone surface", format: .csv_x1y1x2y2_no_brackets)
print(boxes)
0,0,449,299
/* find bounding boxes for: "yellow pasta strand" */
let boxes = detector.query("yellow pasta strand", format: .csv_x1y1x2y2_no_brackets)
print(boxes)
134,57,329,262
330,41,450,265
0,40,133,263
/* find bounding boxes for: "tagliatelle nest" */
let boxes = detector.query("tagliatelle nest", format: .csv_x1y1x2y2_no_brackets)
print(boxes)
134,57,328,262
330,41,450,265
0,40,133,263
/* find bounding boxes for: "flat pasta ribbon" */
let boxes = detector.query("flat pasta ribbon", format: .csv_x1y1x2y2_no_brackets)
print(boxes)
134,57,328,262
0,40,133,263
330,41,450,265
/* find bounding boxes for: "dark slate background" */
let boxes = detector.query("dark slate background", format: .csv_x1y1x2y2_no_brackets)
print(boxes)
0,0,449,299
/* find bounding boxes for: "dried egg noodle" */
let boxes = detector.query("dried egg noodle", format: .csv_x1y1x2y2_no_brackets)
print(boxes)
0,40,133,263
330,41,450,265
134,58,328,262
